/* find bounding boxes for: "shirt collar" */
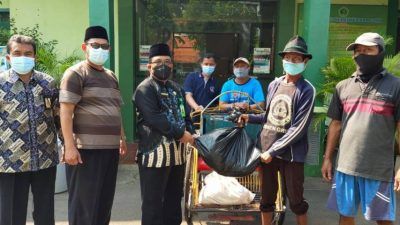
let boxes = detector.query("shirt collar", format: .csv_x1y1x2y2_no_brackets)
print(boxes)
9,69,38,84
198,72,213,80
352,69,387,83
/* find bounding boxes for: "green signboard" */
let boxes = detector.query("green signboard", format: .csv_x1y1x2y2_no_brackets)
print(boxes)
298,4,387,58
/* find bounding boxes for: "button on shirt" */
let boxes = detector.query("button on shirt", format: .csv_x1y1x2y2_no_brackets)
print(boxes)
183,72,221,108
0,70,58,173
327,70,400,181
134,78,193,167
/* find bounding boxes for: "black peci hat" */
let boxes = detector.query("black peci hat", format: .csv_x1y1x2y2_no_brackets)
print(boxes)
278,35,312,59
149,43,171,59
84,26,109,42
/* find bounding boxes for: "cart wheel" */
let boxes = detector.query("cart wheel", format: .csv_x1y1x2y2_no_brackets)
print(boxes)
184,149,193,224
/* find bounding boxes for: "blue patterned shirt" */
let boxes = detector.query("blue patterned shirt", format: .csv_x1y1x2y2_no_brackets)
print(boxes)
0,69,58,173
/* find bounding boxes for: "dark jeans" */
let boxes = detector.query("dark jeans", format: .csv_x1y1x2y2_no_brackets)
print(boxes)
66,149,119,225
0,166,56,225
139,164,185,225
260,157,309,215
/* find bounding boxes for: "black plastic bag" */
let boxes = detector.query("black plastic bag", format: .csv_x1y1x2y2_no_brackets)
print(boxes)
194,127,261,177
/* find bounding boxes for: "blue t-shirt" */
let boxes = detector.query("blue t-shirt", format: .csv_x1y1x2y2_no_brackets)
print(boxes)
183,72,221,108
220,77,265,104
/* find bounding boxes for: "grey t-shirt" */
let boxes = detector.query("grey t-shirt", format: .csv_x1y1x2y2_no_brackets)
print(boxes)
260,81,296,160
327,71,400,181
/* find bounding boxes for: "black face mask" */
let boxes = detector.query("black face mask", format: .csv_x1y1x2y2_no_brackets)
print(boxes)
152,64,172,81
354,51,384,77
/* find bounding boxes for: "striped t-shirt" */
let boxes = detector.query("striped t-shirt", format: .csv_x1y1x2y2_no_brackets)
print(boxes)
328,71,400,181
59,61,122,149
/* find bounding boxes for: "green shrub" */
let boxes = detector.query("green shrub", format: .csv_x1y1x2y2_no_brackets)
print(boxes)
0,22,81,86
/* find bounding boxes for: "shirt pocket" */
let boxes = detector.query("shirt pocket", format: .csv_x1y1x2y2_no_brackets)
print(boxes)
34,95,53,119
371,92,394,115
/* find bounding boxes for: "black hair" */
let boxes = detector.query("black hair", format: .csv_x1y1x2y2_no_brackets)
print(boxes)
7,34,37,55
200,53,217,63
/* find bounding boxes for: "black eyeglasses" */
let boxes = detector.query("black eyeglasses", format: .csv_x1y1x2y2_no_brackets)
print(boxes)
150,59,173,66
87,42,110,50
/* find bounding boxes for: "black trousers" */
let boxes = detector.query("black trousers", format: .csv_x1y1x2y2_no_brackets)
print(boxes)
0,166,56,225
139,164,185,225
66,149,119,225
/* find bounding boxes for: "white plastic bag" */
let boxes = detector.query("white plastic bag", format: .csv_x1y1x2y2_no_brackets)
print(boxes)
199,172,255,205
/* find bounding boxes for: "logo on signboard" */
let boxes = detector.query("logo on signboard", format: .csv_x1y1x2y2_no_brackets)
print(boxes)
338,7,349,18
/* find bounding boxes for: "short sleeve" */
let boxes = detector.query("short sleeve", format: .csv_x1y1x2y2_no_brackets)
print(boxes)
394,86,400,122
183,73,193,93
219,81,230,102
59,69,83,104
252,80,265,103
327,88,343,120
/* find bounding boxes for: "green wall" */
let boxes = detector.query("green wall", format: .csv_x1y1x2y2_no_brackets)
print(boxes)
387,0,399,54
10,0,89,57
89,0,114,69
114,0,135,142
0,0,9,9
274,0,296,77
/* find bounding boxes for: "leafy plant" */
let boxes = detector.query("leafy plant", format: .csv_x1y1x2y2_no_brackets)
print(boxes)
318,57,356,99
0,21,81,86
383,53,400,76
312,57,356,130
314,52,400,130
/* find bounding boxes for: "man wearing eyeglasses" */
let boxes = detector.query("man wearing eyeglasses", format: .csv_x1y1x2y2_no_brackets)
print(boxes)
133,43,195,225
59,26,127,225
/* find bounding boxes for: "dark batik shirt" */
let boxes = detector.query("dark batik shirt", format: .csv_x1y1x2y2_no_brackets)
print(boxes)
0,69,58,173
134,78,187,168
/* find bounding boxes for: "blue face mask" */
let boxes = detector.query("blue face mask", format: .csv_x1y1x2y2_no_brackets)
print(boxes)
282,60,306,76
10,56,35,75
202,65,215,76
233,67,249,78
88,47,109,65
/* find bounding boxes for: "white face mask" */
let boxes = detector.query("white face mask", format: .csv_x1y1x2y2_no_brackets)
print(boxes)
88,47,109,65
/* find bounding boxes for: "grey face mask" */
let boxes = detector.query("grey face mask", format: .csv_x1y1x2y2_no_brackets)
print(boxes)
233,68,249,78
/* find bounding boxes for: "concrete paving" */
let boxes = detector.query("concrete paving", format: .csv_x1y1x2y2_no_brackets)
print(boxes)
26,165,400,225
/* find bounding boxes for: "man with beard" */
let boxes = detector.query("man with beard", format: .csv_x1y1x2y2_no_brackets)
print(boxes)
322,32,400,225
